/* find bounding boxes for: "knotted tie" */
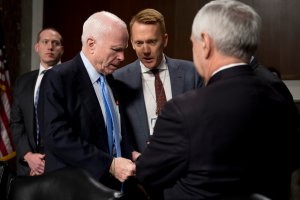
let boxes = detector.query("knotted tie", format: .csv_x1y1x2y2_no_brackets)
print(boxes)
151,69,167,115
34,70,45,146
98,75,121,157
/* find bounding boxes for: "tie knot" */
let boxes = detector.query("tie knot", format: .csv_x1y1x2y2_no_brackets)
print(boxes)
98,74,105,84
150,68,160,75
40,70,46,76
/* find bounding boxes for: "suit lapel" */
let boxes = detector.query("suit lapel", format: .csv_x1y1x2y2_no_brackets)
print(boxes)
130,64,148,121
27,71,39,149
167,58,185,97
207,65,253,86
73,55,109,151
126,63,150,137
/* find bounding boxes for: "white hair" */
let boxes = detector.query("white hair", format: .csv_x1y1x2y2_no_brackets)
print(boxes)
192,0,261,61
81,11,127,44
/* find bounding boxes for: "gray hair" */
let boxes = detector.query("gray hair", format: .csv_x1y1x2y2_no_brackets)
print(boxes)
81,11,127,44
192,0,261,61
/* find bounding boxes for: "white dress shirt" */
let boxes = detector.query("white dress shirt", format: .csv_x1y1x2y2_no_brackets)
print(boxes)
141,55,172,135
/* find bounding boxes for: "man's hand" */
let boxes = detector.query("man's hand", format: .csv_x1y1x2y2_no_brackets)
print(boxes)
24,152,45,176
110,157,135,182
132,151,141,162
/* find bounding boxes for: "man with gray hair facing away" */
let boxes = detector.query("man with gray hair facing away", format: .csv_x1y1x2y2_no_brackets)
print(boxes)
135,1,300,199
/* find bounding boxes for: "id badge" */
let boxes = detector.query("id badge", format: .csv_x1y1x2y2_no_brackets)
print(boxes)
150,117,157,135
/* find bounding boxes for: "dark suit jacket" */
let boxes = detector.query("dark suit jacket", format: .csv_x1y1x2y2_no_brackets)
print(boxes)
136,65,300,200
251,57,300,133
113,57,200,152
38,54,133,189
10,70,39,175
250,56,295,104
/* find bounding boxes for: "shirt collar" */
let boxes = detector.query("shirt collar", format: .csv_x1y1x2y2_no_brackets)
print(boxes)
80,51,101,84
212,63,247,76
39,64,54,75
141,54,167,74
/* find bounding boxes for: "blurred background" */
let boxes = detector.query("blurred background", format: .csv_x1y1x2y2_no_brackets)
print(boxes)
0,0,300,87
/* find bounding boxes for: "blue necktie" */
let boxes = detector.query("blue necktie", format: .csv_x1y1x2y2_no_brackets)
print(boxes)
98,75,121,157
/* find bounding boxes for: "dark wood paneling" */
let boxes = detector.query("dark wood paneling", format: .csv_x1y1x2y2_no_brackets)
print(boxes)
43,0,110,63
43,0,300,80
279,0,300,79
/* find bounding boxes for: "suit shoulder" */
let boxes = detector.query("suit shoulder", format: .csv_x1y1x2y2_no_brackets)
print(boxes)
114,60,139,77
51,59,75,73
15,70,38,83
49,55,83,78
165,88,204,115
166,57,195,69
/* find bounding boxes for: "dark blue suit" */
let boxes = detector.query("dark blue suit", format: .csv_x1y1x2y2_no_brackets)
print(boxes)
113,57,200,152
10,70,39,175
38,54,132,189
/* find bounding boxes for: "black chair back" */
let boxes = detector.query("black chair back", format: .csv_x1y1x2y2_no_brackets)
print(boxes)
7,167,123,200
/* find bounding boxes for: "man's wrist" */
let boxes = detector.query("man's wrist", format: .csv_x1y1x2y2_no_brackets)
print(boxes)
23,152,32,162
109,158,115,175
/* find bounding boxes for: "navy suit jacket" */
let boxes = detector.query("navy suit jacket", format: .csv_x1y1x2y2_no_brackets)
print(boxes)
10,70,39,175
136,65,300,200
113,57,200,151
38,54,133,188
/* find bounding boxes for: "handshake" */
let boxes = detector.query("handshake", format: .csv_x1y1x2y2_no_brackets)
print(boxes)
109,151,141,182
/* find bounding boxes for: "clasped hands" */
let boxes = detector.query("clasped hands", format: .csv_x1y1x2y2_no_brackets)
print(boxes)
109,151,141,182
24,152,45,176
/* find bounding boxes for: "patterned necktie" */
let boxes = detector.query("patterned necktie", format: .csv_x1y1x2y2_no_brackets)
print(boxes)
151,69,167,115
34,70,45,146
98,75,121,157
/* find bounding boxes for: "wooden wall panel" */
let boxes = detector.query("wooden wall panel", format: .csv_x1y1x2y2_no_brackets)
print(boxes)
43,0,110,63
280,0,300,79
43,0,300,80
241,0,300,79
252,0,281,70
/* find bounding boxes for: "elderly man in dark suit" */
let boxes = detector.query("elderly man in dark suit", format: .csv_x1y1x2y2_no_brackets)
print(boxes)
38,11,135,192
135,1,300,200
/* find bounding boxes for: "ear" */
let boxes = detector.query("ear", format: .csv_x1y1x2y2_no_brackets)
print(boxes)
131,39,135,50
201,33,212,59
163,33,168,48
34,43,39,53
87,38,95,53
60,46,65,56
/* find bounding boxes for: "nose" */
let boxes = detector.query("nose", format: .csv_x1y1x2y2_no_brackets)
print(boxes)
118,51,125,62
142,44,151,54
46,41,54,49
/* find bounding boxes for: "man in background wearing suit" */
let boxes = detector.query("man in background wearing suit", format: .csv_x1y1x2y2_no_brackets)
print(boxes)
10,28,64,176
113,9,200,152
38,11,135,192
135,1,300,199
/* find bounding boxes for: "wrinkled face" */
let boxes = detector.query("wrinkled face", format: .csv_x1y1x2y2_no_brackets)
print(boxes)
131,22,168,70
91,27,129,75
35,30,64,68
